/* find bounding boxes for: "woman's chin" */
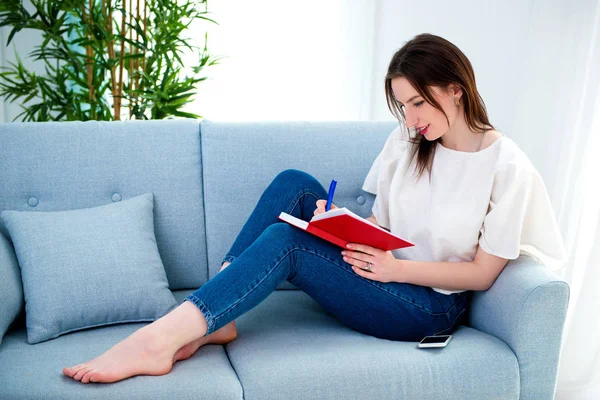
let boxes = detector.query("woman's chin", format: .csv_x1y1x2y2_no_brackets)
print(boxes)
423,131,442,141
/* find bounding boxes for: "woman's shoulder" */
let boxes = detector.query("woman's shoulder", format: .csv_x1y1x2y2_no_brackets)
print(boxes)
491,130,539,176
480,129,504,151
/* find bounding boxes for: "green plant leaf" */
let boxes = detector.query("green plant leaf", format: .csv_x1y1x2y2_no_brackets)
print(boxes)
1,0,218,121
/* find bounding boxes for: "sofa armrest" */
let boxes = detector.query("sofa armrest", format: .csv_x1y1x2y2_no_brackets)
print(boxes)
468,255,570,400
0,232,24,346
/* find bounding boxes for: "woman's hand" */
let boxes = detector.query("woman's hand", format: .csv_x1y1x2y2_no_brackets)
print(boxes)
314,199,338,216
341,243,401,283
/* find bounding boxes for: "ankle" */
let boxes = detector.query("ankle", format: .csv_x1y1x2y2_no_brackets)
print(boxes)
137,325,176,355
150,301,209,352
219,261,231,272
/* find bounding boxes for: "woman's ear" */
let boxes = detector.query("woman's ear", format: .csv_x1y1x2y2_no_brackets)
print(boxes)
448,83,463,101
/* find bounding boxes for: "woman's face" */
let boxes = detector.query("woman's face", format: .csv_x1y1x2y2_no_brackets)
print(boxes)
391,77,460,140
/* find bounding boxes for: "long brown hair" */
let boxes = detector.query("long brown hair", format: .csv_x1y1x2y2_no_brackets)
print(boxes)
384,33,494,182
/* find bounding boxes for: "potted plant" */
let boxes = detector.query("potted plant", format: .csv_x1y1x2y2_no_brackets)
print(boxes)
0,0,220,121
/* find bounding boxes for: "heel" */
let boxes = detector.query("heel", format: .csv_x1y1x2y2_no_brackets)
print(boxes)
209,321,238,345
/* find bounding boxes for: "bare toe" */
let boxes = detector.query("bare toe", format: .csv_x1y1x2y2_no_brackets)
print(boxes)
63,364,85,377
73,366,90,381
81,370,95,384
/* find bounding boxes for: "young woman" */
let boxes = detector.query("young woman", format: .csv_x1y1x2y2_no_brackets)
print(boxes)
63,33,567,384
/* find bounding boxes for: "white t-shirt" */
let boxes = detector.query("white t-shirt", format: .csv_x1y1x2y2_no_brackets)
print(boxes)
362,124,568,295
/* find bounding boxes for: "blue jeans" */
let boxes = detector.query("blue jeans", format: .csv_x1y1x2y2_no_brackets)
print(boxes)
185,169,470,341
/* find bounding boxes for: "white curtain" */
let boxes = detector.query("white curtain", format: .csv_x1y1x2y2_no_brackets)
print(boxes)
550,0,600,397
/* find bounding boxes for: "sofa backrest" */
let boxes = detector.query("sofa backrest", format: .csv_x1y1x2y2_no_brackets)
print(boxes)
0,120,208,290
0,119,398,292
200,120,397,289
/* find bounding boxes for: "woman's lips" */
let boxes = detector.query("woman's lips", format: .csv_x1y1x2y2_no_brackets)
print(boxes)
419,125,429,135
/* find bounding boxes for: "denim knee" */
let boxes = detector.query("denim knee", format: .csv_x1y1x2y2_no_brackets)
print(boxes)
273,169,322,191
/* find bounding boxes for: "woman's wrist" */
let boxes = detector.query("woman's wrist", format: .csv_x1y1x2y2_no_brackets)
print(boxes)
393,258,409,283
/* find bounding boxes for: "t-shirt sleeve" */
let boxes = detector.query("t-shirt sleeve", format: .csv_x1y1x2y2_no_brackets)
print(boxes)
362,149,381,195
361,126,409,229
478,162,568,270
361,150,386,228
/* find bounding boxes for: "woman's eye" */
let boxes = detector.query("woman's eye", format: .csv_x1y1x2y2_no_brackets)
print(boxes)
414,101,424,107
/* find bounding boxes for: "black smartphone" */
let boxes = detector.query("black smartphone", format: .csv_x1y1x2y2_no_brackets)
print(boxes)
417,335,452,348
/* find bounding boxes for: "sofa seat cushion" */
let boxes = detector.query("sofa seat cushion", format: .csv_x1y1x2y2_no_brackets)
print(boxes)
225,290,520,400
0,290,242,400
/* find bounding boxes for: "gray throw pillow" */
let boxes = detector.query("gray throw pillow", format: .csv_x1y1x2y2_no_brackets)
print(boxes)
0,231,24,346
1,193,178,344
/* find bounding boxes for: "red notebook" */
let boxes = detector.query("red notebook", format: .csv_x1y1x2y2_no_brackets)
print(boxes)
278,208,414,251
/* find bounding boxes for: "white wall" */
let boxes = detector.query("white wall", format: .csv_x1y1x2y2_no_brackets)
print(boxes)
369,0,529,128
180,0,378,121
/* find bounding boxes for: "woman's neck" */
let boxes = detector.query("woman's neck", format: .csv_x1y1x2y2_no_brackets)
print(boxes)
438,116,486,152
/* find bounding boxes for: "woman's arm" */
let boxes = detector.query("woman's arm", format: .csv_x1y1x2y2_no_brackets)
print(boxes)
367,214,391,232
359,214,507,290
366,213,377,225
396,246,509,291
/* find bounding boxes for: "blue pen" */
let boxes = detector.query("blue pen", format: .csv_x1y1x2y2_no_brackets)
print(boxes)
325,179,337,211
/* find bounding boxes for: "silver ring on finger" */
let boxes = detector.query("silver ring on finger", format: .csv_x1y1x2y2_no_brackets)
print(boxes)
365,262,372,272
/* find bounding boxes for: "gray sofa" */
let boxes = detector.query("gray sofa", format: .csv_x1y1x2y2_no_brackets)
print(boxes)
0,119,570,399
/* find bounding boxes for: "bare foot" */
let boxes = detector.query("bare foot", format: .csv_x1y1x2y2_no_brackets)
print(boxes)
62,325,177,384
173,261,238,362
173,320,238,361
64,261,237,383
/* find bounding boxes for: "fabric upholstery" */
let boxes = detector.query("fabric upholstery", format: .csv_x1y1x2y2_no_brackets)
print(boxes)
0,290,243,400
225,290,519,400
0,231,23,346
200,120,396,289
0,120,208,290
469,255,570,400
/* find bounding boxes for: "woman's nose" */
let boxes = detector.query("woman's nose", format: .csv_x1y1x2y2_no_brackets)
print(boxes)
405,112,418,130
